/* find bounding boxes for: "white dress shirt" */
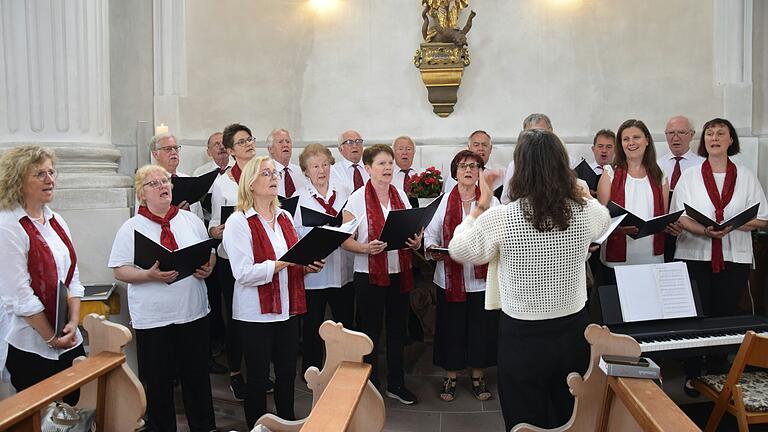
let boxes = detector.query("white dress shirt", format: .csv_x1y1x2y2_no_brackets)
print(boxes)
273,160,307,198
393,165,421,192
108,209,211,329
672,163,768,264
424,186,500,291
0,206,84,361
657,150,704,189
331,157,369,191
588,159,603,175
223,207,294,323
208,173,239,258
344,183,412,274
294,183,354,289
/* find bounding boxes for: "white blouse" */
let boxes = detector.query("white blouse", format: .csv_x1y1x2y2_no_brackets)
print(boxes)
672,162,768,264
108,209,211,330
344,183,412,274
293,183,354,290
223,207,294,323
599,165,665,268
0,206,84,360
424,187,500,292
208,172,239,259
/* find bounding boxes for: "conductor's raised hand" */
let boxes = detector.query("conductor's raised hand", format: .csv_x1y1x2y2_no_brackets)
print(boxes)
146,260,178,284
305,260,325,274
477,169,495,210
367,240,388,255
406,228,424,250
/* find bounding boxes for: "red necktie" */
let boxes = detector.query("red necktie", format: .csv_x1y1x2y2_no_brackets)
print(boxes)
401,169,411,193
352,164,364,191
284,167,296,197
670,156,683,190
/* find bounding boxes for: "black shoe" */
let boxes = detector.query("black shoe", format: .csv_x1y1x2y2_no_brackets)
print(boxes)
208,358,228,375
683,378,700,397
230,374,246,401
266,378,274,394
386,385,417,405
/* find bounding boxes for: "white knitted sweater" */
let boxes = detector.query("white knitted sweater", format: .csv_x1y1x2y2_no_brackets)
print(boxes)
448,198,610,320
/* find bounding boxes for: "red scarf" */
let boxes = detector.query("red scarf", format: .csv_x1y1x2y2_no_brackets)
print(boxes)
443,185,487,302
606,167,665,262
231,163,242,184
365,181,414,293
19,215,77,328
313,190,338,216
247,211,306,315
701,159,737,273
138,205,180,251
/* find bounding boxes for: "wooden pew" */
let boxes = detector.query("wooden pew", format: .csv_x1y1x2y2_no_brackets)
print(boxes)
0,314,146,431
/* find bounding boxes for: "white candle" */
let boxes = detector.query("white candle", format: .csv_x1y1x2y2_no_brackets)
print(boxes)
155,123,169,135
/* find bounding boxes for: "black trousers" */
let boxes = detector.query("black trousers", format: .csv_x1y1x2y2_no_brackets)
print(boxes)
218,257,243,373
683,259,750,377
135,315,216,432
6,343,86,406
301,283,355,373
433,287,499,371
498,307,590,431
205,257,226,346
239,317,300,428
354,272,409,387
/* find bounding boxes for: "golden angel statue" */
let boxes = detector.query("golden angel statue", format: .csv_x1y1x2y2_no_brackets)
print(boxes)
421,0,476,46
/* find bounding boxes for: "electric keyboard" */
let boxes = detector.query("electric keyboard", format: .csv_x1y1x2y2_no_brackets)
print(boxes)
608,315,768,359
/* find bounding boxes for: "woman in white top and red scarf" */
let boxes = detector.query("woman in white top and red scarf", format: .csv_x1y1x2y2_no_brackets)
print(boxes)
222,156,324,429
0,146,84,406
341,144,423,405
597,119,679,283
110,164,216,432
672,118,768,388
425,150,500,403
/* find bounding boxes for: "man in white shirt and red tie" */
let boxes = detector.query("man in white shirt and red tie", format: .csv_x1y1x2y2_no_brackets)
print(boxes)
588,129,616,176
392,136,421,194
267,129,306,197
658,115,704,261
331,129,369,191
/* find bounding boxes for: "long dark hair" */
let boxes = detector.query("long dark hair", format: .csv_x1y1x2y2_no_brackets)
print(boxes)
507,129,585,231
614,119,663,186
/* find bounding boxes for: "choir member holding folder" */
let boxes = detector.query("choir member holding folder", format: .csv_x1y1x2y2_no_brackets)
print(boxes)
597,119,679,280
0,146,85,406
341,144,423,405
293,144,354,373
222,156,324,428
448,130,610,430
207,123,256,399
424,150,500,402
109,164,216,432
671,118,768,389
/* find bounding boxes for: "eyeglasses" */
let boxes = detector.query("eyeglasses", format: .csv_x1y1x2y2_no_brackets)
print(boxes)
32,169,57,182
457,162,481,170
259,169,280,178
341,139,364,146
234,137,257,147
664,130,691,137
143,178,172,189
156,145,182,153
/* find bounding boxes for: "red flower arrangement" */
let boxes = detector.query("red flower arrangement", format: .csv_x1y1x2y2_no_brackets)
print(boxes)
407,166,443,198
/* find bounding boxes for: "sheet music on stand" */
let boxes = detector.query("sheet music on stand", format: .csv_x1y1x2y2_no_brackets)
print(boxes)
614,262,697,322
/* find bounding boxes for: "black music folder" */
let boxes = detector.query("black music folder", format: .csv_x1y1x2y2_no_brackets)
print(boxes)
300,205,345,227
220,205,235,224
493,185,503,201
200,193,213,214
279,221,358,266
133,231,217,281
278,195,299,216
171,169,219,206
574,159,600,191
380,194,443,251
684,203,759,232
54,281,69,336
607,201,683,239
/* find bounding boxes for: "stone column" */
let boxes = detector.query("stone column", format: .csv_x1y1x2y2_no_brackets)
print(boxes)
0,0,133,284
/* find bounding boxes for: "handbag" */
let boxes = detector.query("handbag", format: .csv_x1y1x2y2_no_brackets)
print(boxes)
41,402,96,432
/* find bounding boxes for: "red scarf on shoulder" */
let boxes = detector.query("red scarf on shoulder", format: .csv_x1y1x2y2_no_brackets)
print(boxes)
365,181,414,293
231,163,242,184
443,185,487,302
701,159,737,273
138,205,180,251
606,167,664,262
247,211,306,315
19,214,77,327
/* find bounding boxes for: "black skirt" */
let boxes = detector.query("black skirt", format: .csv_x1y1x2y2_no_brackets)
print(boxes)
433,286,499,371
